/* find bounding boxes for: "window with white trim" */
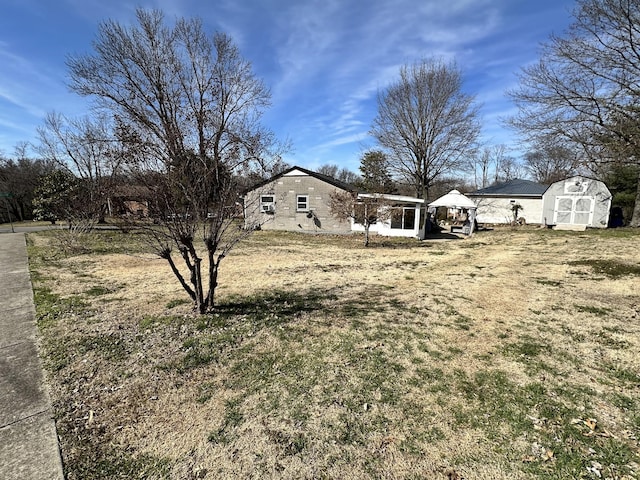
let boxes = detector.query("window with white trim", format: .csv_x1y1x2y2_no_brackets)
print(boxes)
297,194,309,212
390,206,416,230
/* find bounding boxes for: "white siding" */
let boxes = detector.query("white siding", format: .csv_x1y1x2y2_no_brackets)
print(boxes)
470,197,544,225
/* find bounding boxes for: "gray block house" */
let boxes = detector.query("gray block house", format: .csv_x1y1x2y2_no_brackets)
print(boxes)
243,166,355,234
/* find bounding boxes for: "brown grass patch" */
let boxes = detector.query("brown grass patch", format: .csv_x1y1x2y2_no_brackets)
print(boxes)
28,227,640,479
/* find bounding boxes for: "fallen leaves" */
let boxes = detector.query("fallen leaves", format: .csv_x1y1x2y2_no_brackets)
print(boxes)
522,442,555,463
571,417,615,438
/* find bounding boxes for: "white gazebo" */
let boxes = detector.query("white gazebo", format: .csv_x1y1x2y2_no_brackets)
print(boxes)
427,190,478,236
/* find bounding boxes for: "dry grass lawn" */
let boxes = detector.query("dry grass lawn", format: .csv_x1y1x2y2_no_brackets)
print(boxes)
27,227,640,479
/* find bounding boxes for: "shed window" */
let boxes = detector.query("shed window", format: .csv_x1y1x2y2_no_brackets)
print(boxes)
297,195,309,212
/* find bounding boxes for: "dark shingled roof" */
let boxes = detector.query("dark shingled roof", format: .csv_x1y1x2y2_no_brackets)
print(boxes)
467,179,548,197
243,165,357,194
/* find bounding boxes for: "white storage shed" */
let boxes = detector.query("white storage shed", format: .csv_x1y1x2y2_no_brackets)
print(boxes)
542,176,612,229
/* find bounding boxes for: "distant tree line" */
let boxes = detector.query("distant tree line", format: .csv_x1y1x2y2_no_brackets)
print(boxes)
0,144,55,223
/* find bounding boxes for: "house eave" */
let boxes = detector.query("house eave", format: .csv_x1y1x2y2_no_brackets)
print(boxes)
466,193,544,198
358,193,425,204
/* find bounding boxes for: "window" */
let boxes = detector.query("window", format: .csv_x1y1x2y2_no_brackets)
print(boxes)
403,208,415,230
564,179,589,194
391,208,403,229
297,194,309,212
390,206,416,230
260,195,275,213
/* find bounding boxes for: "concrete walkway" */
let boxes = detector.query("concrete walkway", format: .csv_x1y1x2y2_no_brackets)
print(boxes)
0,233,64,480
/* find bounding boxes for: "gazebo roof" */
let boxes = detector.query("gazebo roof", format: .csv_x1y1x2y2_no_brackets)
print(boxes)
428,190,477,209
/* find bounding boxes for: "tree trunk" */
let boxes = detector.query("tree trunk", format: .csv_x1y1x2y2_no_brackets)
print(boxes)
164,254,196,301
421,184,429,201
205,249,220,312
9,201,22,222
179,244,205,313
207,264,219,312
363,204,371,247
630,169,640,228
17,201,25,222
193,258,205,314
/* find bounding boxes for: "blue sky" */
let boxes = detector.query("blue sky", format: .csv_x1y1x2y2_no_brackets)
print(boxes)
0,0,577,172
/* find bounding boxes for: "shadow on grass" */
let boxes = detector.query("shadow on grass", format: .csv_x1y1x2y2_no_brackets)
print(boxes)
165,289,338,374
215,289,337,326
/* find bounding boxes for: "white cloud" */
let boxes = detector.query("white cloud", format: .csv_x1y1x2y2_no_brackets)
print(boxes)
0,46,53,118
0,0,578,165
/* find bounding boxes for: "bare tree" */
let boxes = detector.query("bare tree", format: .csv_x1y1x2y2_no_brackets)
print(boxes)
317,163,360,184
496,156,527,183
234,158,291,193
67,9,284,313
469,145,514,189
327,150,398,246
328,191,390,247
508,0,640,226
317,164,339,178
523,139,582,184
37,113,124,223
371,58,480,199
469,148,493,190
337,167,360,185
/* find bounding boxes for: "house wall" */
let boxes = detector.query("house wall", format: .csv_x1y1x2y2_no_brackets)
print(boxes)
244,171,352,233
468,196,544,225
542,176,611,228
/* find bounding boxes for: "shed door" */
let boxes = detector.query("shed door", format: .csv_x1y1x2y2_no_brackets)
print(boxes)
553,196,594,225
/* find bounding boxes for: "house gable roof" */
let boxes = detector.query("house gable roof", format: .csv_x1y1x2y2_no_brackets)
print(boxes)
467,179,548,197
244,165,357,194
